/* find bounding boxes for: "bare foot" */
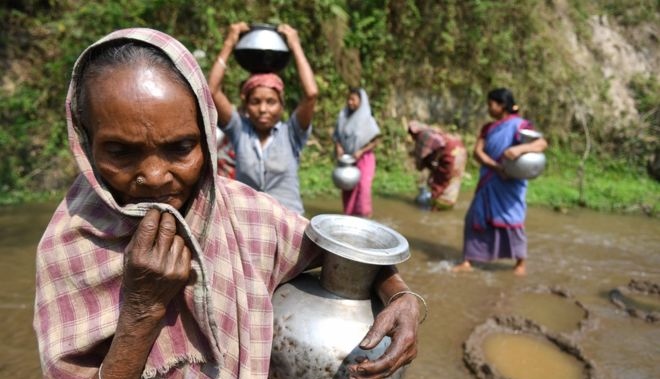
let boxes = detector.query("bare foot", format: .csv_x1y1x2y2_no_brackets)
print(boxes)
513,260,527,276
452,261,473,273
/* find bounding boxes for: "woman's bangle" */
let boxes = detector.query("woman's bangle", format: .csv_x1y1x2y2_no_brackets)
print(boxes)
217,56,227,69
386,290,428,324
98,363,104,379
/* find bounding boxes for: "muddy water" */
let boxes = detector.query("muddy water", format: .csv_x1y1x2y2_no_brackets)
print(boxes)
483,333,586,379
620,293,660,314
506,292,587,334
1,194,659,378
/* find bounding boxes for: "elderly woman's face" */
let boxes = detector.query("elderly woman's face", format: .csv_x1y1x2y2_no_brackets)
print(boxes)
82,65,205,210
245,86,283,133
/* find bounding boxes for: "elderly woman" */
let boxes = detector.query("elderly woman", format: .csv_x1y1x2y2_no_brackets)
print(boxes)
407,120,467,210
33,28,420,379
333,88,380,217
208,22,316,214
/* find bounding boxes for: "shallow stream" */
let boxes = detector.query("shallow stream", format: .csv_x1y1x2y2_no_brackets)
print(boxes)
1,193,658,378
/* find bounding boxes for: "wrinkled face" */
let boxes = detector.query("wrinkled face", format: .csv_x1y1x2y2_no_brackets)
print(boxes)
82,65,205,210
347,93,361,112
245,86,283,133
487,99,506,119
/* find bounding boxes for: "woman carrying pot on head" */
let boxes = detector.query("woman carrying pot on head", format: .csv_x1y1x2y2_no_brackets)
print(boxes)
208,22,316,215
407,120,467,210
34,28,421,379
333,88,380,217
452,88,547,276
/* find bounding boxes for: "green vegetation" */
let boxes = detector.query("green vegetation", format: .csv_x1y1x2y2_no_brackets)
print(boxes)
1,1,658,214
299,145,659,216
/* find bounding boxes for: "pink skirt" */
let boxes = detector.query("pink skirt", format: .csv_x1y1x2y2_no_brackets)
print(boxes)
342,151,376,217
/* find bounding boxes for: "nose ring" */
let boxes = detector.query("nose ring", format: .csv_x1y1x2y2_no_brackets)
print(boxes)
136,176,146,185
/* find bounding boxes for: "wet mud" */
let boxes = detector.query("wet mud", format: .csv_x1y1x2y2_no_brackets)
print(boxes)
609,279,660,323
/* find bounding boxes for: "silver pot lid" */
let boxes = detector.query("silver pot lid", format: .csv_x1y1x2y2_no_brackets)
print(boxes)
337,154,356,165
306,214,410,265
519,129,543,143
235,24,289,52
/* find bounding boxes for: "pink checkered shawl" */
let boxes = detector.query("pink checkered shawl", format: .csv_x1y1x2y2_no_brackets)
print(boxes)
33,28,317,379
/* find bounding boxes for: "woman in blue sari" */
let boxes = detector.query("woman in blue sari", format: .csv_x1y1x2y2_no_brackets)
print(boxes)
453,88,547,275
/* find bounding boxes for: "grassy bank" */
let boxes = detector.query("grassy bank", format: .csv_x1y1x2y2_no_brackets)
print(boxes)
1,148,657,216
299,148,660,216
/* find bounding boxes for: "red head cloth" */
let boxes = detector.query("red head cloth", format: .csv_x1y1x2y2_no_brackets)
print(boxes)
240,73,285,102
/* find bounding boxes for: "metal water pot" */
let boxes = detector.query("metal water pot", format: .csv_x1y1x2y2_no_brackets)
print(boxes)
269,215,410,379
234,23,291,73
502,129,547,180
415,186,432,207
332,154,361,190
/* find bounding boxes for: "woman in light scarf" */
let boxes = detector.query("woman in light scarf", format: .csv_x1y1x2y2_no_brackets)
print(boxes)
33,28,420,379
333,88,381,217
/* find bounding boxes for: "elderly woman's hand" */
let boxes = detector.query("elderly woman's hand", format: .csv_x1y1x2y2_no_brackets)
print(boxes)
348,294,420,378
122,209,192,319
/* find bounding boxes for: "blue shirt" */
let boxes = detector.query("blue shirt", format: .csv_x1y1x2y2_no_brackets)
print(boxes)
222,109,311,214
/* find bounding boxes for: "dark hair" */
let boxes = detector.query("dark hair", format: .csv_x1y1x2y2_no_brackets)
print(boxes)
487,88,519,113
71,40,192,129
348,87,361,96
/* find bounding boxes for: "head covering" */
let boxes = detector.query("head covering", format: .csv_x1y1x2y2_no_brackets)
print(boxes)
240,73,284,102
34,28,315,379
333,88,380,155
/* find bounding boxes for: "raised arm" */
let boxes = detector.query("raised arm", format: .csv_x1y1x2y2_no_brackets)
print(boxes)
209,22,250,127
278,24,318,130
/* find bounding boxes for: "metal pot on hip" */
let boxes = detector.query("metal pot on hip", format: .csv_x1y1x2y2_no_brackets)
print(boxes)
269,214,410,379
502,129,547,180
234,23,291,73
332,154,361,190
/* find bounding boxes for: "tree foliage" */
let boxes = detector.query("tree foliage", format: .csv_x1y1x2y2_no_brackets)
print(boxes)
1,0,658,201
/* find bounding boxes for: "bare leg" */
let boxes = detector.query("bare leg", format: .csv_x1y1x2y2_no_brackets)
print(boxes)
513,258,526,276
452,260,473,272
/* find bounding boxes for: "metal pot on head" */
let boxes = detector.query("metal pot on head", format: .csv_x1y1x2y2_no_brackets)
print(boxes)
332,154,361,190
234,23,291,73
269,214,410,378
502,129,547,180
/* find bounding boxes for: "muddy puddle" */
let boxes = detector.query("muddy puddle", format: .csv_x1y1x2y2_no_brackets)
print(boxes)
483,333,586,379
503,289,589,334
621,293,660,314
1,193,659,378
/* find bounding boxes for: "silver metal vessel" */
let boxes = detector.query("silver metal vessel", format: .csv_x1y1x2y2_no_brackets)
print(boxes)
332,154,361,190
234,23,291,73
502,129,547,179
269,215,410,378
